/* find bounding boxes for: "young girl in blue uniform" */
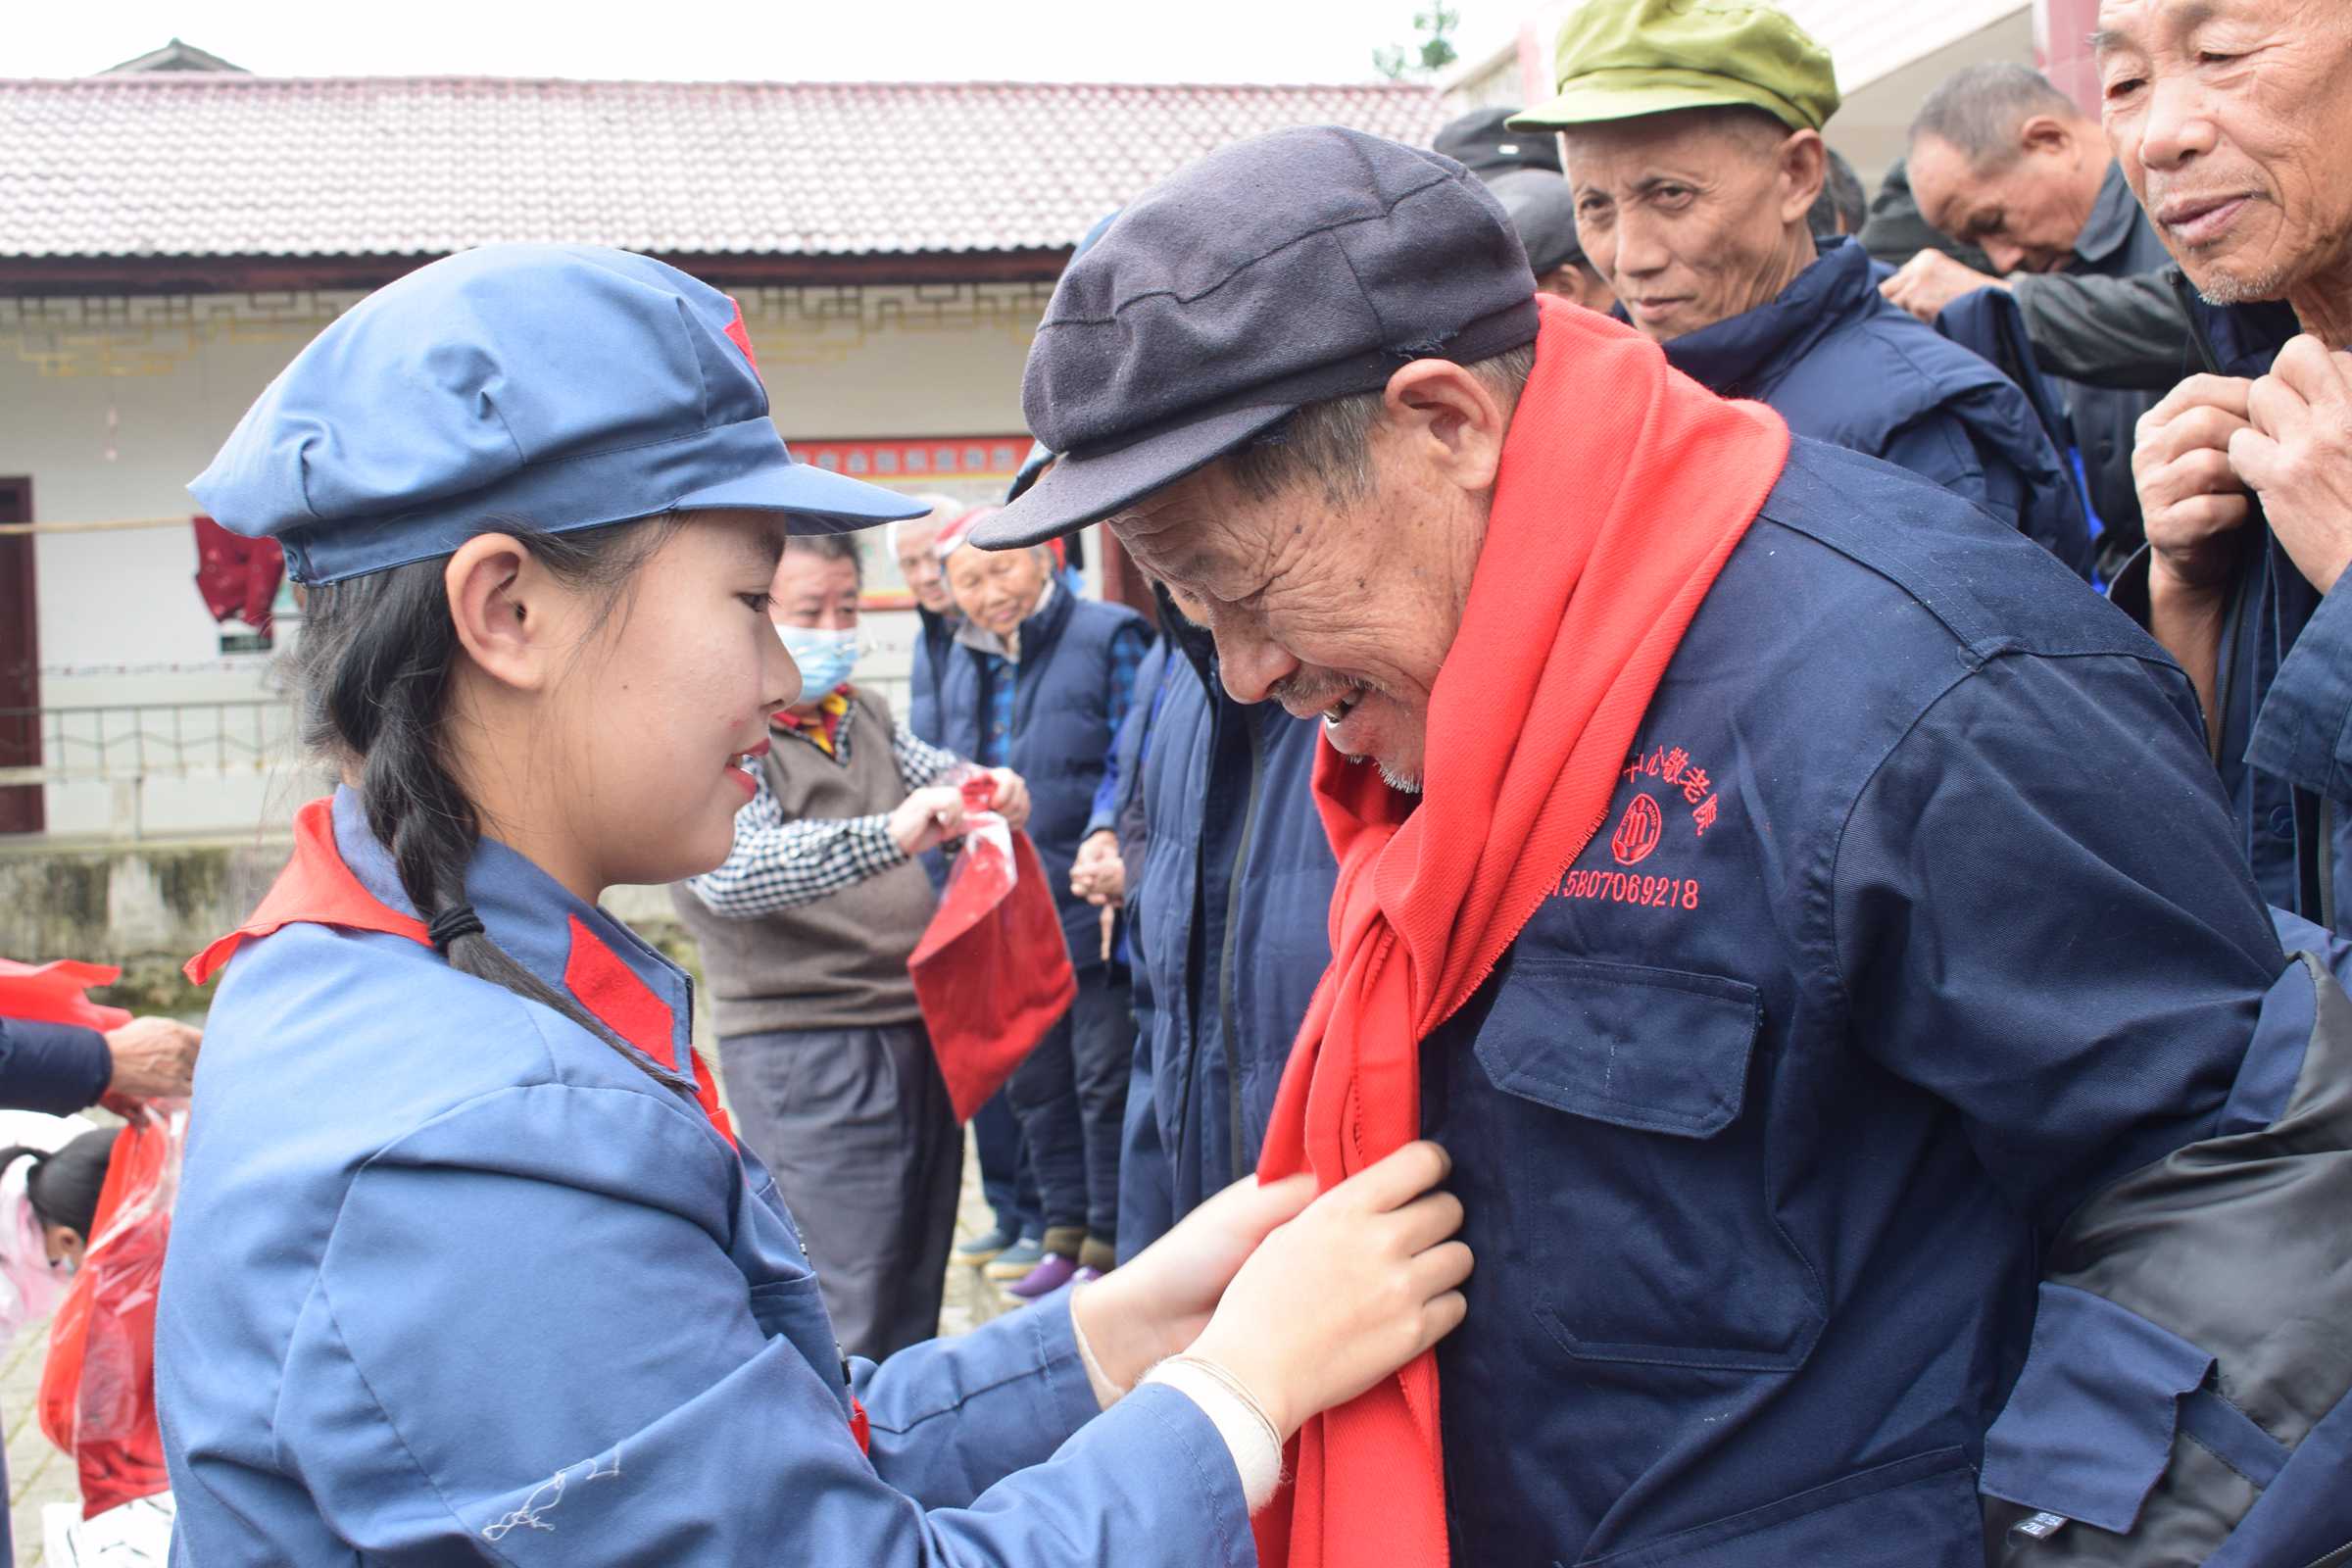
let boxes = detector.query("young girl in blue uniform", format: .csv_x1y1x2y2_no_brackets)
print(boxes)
155,244,1471,1565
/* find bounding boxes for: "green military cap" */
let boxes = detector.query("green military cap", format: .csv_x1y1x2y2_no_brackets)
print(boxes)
1509,0,1841,135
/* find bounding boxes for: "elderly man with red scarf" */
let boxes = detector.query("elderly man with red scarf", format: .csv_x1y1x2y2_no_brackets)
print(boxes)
972,126,2352,1568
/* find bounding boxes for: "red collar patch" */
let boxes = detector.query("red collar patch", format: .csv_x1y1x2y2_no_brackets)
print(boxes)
187,799,733,1146
184,799,424,986
564,913,734,1146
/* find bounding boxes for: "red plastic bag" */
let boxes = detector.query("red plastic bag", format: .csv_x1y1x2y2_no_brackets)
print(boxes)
39,1098,186,1519
0,958,131,1034
908,779,1077,1121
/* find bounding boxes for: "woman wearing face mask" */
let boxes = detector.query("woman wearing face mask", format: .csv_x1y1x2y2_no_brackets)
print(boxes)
160,245,1474,1565
668,529,1029,1360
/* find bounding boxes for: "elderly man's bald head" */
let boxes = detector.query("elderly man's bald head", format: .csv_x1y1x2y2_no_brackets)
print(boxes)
2097,0,2352,338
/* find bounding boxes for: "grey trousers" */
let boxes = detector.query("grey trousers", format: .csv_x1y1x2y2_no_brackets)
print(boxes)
718,1020,961,1360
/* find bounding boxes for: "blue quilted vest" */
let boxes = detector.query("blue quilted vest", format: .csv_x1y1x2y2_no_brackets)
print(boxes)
906,605,956,748
937,587,1146,970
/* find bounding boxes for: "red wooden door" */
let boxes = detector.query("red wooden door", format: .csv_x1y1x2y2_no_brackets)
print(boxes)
0,478,42,835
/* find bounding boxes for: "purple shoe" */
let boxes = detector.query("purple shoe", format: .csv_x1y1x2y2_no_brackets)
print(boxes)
1071,1265,1104,1286
1004,1251,1080,1300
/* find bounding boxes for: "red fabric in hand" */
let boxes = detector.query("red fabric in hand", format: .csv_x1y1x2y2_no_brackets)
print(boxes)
1250,297,1792,1568
908,778,1077,1121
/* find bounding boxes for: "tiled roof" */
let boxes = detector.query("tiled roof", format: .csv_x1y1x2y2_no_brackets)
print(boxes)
0,75,1451,260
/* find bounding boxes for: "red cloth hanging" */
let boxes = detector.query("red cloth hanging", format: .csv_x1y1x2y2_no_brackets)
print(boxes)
1250,297,1792,1568
191,514,285,636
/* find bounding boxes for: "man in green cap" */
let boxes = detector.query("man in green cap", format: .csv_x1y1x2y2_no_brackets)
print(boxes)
1512,0,2091,575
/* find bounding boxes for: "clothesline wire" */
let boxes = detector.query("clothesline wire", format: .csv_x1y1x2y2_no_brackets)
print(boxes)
0,517,191,536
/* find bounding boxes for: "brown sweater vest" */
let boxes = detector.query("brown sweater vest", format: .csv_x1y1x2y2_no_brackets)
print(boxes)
669,692,937,1039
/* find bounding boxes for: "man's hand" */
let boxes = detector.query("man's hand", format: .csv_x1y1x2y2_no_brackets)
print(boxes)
2231,334,2352,595
1879,249,2009,323
1070,828,1125,906
104,1016,201,1100
887,785,968,857
985,767,1031,831
2133,374,2259,596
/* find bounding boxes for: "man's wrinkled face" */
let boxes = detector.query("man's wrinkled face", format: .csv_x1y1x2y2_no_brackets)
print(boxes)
1566,110,1817,342
1110,420,1490,794
2099,0,2352,303
1909,129,2099,275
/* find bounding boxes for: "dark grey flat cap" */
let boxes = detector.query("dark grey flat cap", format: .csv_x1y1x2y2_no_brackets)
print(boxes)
1487,168,1588,276
971,125,1540,550
1433,106,1564,175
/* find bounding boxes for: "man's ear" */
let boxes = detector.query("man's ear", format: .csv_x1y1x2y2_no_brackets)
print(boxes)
1779,128,1828,225
2020,113,2073,161
445,533,559,694
1384,358,1510,494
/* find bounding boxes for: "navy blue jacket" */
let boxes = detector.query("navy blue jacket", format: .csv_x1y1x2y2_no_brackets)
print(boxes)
905,603,956,749
1424,437,2301,1564
1662,236,2093,577
935,588,1149,969
2109,284,2352,935
1116,612,1336,1257
0,1015,112,1115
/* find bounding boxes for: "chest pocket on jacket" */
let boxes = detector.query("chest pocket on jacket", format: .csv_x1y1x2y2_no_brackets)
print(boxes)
1473,955,1824,1373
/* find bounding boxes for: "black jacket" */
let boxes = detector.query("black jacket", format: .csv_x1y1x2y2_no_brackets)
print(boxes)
2014,163,2192,564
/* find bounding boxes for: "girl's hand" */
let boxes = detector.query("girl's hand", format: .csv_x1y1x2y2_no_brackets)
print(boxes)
1188,1142,1470,1439
1074,1171,1317,1392
1072,1143,1470,1438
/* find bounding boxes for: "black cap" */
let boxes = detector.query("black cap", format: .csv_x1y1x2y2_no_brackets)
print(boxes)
1486,168,1587,275
1432,106,1563,175
971,126,1539,550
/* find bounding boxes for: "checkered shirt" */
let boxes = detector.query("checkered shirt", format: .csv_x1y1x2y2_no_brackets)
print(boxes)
684,693,965,918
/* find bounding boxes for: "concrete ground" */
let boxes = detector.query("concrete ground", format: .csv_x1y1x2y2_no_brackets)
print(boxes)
4,1301,72,1561
939,1134,1023,1339
1,1133,1016,1562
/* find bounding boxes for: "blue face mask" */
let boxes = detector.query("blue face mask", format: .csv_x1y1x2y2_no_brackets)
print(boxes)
776,623,859,699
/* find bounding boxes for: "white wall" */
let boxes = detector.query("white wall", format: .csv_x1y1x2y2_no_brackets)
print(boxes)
0,279,1049,838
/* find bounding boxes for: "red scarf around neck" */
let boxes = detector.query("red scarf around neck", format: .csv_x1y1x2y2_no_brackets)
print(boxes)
1251,296,1791,1568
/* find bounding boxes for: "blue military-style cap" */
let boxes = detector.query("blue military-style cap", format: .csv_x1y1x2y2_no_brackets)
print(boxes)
192,244,923,586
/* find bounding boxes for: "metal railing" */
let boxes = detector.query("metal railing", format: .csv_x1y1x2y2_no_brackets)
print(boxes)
0,701,298,786
0,672,929,842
